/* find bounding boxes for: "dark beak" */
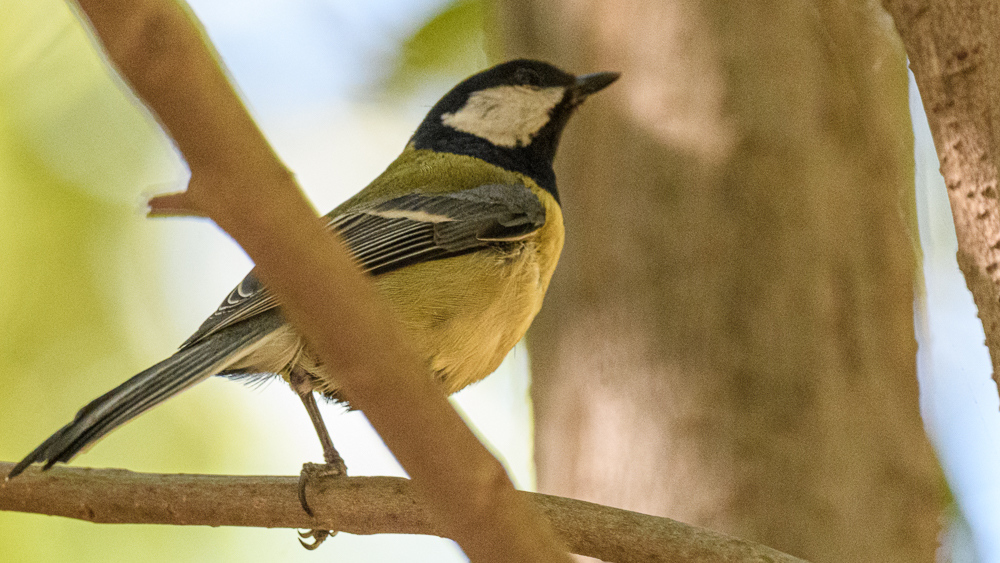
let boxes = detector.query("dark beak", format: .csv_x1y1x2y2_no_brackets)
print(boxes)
573,71,621,100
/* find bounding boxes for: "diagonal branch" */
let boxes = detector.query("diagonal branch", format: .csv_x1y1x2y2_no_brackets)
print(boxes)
66,0,564,560
0,463,809,563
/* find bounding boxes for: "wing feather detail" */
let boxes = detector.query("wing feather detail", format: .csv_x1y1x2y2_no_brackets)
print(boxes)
180,183,545,348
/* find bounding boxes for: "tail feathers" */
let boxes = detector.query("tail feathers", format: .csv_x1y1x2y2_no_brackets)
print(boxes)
7,314,279,480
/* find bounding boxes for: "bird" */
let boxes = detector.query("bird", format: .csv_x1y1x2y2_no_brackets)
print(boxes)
7,60,619,489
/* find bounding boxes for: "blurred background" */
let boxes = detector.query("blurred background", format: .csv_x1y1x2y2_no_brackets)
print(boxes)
1,1,999,562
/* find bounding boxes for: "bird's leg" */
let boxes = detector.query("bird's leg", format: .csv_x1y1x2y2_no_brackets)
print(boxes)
290,367,347,550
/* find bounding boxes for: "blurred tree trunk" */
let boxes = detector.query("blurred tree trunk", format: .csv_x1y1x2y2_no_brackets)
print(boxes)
493,0,943,561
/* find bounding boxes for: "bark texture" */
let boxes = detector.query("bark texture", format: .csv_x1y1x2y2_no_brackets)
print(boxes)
0,464,809,563
883,0,1000,394
493,1,944,561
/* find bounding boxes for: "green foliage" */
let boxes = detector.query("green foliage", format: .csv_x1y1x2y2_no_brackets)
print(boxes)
382,0,490,96
0,3,253,561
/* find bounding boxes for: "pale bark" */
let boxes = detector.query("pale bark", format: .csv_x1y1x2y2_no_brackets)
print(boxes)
883,0,1000,395
0,464,809,563
494,1,943,561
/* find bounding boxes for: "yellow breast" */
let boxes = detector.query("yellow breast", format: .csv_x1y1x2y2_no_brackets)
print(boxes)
371,185,563,394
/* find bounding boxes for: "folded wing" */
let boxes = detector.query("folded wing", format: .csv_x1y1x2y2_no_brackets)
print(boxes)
181,183,546,347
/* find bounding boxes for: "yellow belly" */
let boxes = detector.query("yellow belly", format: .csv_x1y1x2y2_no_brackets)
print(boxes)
236,185,564,399
343,188,562,395
377,246,545,393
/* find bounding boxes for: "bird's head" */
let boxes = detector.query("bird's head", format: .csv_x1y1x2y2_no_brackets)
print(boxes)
410,59,620,197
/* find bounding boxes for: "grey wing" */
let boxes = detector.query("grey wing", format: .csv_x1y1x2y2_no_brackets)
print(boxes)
180,183,546,348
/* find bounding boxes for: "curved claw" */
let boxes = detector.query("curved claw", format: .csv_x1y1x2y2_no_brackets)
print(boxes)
298,474,314,517
297,462,344,550
298,529,332,550
298,461,346,517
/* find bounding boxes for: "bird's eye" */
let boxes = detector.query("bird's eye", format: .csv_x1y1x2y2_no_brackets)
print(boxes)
515,68,542,87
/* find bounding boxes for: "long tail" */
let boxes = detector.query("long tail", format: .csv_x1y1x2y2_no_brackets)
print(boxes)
7,313,282,479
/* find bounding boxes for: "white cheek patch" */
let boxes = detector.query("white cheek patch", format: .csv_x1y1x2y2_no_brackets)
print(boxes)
441,85,566,148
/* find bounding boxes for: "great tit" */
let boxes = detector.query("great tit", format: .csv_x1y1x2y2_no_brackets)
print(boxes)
7,59,619,480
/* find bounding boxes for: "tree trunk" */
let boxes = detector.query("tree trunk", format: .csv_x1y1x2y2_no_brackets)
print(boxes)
493,1,944,561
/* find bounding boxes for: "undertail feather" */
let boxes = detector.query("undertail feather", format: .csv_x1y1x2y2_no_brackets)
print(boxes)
7,314,281,479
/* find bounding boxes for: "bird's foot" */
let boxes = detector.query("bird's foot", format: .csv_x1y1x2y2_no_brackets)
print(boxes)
298,528,332,551
297,460,347,550
298,460,347,516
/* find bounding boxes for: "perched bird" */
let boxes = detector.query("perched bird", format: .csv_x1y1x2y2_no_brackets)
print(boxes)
7,59,619,483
